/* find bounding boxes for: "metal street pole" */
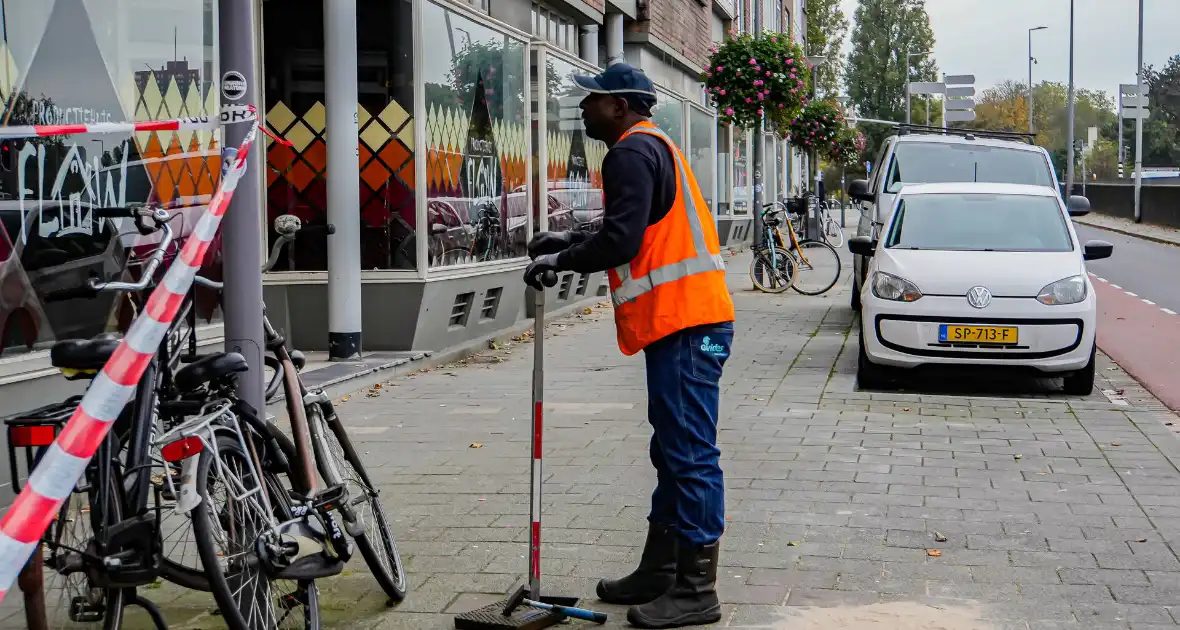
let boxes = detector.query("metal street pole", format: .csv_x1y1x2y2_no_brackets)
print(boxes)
904,51,931,126
325,0,364,358
750,0,764,248
1065,0,1076,196
1028,26,1047,133
1133,0,1145,223
218,0,266,411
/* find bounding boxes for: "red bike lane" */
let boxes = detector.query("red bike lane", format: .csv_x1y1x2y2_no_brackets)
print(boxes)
1093,275,1180,411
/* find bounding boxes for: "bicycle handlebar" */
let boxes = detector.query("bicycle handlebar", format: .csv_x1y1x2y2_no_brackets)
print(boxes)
45,206,175,301
194,214,335,291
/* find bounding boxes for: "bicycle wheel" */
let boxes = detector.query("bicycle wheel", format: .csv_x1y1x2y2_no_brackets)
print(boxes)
40,471,124,629
192,434,320,630
748,246,797,294
824,218,844,248
308,404,407,601
791,239,842,295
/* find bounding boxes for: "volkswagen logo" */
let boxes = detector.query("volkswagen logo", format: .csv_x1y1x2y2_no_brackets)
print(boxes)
966,286,992,309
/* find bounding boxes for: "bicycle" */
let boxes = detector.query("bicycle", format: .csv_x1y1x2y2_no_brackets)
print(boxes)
195,214,408,606
8,207,342,629
749,204,798,294
758,201,842,296
434,197,506,266
5,205,237,628
818,198,844,248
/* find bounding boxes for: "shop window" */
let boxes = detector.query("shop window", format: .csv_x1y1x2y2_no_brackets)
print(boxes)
0,0,221,357
423,1,529,268
542,53,608,237
651,94,685,147
688,106,716,214
263,0,417,272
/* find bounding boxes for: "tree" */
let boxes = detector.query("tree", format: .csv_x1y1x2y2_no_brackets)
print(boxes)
804,0,849,98
1139,54,1180,168
843,0,937,159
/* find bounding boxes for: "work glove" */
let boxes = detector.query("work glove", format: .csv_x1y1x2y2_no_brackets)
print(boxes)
523,253,562,290
528,231,579,258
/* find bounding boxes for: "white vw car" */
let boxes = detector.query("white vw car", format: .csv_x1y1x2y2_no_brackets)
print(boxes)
850,183,1113,395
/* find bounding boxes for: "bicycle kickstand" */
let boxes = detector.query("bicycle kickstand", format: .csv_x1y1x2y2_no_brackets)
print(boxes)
122,588,169,630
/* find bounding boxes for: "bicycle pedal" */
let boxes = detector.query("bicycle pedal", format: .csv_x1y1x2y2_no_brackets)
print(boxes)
69,596,106,622
311,484,348,512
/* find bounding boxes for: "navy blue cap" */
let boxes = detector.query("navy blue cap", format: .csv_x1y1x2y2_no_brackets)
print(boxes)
573,63,657,103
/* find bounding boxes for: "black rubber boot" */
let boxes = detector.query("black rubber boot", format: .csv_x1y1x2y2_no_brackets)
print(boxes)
626,539,721,629
596,522,678,605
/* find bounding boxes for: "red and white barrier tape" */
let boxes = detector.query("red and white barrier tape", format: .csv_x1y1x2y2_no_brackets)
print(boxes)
0,104,257,141
0,111,260,602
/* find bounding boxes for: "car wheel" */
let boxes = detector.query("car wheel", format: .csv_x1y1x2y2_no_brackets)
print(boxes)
857,330,889,390
1062,345,1097,396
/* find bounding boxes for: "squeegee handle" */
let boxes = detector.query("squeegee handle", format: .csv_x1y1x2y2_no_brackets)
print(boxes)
524,599,607,624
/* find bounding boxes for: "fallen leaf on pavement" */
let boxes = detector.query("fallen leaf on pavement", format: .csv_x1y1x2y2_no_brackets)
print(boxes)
340,395,350,402
926,549,942,557
1014,454,1022,460
583,307,593,315
902,407,911,412
1112,443,1121,447
786,541,799,547
934,532,947,542
1133,538,1147,543
470,443,483,448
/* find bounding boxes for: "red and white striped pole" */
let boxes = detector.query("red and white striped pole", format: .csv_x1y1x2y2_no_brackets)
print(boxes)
529,278,547,598
0,108,261,602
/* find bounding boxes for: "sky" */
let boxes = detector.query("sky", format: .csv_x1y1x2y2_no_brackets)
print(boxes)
837,0,1180,105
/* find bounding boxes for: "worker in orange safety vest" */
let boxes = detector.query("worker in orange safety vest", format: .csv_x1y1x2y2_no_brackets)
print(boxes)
523,63,735,629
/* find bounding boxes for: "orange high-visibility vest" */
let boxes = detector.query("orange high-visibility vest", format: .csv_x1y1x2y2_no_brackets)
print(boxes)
607,121,735,356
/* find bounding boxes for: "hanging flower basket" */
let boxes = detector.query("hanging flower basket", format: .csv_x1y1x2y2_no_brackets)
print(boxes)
785,99,848,161
702,33,810,131
831,127,867,165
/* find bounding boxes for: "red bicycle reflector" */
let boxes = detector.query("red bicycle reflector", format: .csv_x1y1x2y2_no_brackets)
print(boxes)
161,436,203,462
10,425,56,447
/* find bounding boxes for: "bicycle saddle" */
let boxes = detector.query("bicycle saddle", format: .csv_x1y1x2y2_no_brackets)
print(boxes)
174,351,249,392
50,333,122,374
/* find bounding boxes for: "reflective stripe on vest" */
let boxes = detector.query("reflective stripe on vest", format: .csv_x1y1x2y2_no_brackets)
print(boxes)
611,125,726,307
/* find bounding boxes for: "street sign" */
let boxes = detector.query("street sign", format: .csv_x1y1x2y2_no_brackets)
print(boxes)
945,97,975,110
944,110,976,123
1123,108,1151,120
946,86,975,98
908,82,945,95
944,74,975,85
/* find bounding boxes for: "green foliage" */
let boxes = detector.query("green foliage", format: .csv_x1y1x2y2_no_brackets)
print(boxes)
443,40,534,122
786,99,846,161
844,0,938,125
803,0,849,98
1141,54,1180,168
703,33,810,131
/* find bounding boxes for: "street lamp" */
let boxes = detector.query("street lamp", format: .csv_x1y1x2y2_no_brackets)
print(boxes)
1028,26,1047,134
1066,0,1076,195
904,50,932,125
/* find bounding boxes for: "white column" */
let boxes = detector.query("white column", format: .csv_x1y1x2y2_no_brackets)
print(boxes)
324,0,363,360
604,13,624,66
580,25,600,66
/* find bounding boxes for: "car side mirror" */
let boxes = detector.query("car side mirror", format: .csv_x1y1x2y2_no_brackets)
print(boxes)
1067,195,1091,217
847,179,873,203
848,235,877,257
1083,240,1112,261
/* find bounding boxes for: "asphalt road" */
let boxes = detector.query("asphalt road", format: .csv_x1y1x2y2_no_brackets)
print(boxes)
1076,222,1180,313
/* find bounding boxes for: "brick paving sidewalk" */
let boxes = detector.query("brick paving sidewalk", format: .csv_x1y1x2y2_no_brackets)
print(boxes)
93,250,1180,629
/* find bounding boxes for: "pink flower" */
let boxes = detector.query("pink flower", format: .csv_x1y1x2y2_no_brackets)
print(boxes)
765,71,771,76
755,65,761,71
725,107,734,115
791,88,797,93
716,65,724,71
746,97,753,103
706,72,713,78
778,103,785,108
719,89,726,95
754,80,763,86
758,93,765,100
789,73,796,79
764,89,771,95
758,107,765,115
736,70,742,75
786,58,794,65
749,58,757,65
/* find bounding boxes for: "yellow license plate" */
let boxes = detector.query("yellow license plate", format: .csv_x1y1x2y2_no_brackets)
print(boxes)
939,325,1018,344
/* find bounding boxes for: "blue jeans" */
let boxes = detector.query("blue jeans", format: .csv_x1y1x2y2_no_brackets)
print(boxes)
643,321,733,546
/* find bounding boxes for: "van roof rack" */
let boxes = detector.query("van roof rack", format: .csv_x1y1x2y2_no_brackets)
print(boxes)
895,124,1037,145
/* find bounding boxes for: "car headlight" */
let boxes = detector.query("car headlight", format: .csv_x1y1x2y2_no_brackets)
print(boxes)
1037,275,1087,305
872,271,923,302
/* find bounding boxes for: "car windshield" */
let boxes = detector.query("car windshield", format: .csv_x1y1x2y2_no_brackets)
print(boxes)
885,142,1054,193
884,193,1073,252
